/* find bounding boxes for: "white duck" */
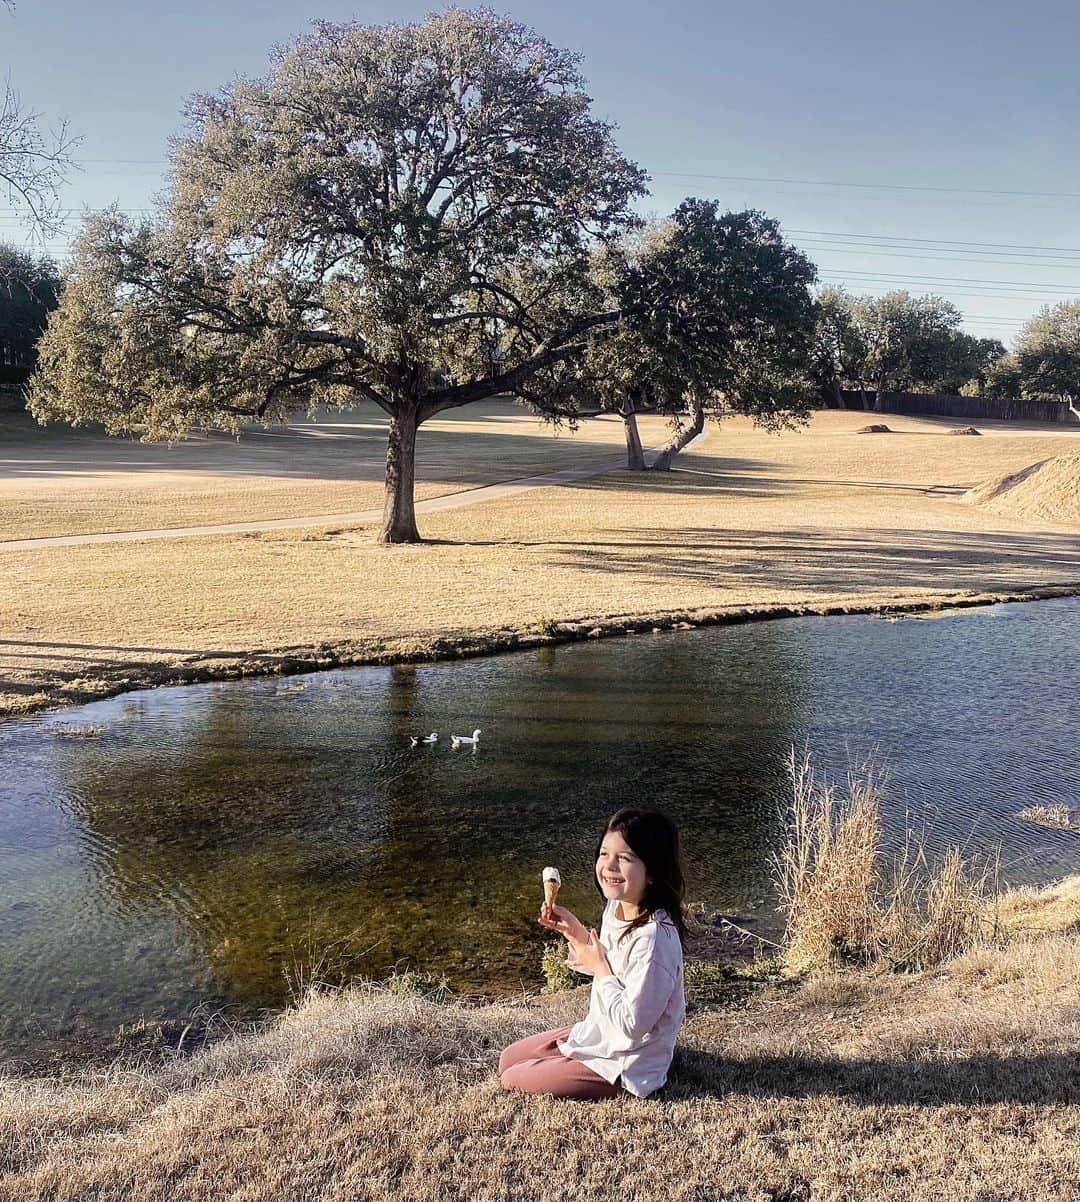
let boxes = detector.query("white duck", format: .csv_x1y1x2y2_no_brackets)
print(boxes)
410,732,439,747
450,728,482,748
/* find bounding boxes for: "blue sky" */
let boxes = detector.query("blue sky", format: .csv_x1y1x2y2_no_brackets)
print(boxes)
4,0,1080,346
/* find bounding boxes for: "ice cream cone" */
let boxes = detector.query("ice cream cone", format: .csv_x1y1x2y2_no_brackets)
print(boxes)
542,866,561,911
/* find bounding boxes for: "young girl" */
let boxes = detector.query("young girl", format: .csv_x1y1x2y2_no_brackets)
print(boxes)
499,807,686,1100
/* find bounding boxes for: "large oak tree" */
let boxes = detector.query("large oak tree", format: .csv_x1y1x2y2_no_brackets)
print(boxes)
30,11,646,541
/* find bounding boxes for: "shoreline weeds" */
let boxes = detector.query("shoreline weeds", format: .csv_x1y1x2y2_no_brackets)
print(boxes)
3,581,1079,720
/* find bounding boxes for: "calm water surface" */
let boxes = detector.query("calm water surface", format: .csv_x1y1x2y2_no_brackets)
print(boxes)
1,597,1077,1060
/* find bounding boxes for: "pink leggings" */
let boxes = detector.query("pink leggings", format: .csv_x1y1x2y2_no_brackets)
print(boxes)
499,1025,623,1100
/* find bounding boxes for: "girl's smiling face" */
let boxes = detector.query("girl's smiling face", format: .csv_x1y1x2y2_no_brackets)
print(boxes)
596,829,649,907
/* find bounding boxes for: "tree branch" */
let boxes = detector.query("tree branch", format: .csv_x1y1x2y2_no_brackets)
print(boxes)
418,308,622,419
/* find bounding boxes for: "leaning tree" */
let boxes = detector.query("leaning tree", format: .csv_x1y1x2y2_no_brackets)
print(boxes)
29,11,647,541
578,201,818,469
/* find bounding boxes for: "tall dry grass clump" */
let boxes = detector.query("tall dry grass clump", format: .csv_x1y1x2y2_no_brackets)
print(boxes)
772,751,997,974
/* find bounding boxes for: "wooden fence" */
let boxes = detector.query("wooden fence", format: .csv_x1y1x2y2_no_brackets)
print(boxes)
838,390,1079,425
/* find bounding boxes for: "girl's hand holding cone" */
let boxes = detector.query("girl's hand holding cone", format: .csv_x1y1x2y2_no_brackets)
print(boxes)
538,902,589,945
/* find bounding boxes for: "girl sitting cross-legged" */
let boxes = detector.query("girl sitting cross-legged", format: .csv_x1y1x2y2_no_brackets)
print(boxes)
499,807,686,1100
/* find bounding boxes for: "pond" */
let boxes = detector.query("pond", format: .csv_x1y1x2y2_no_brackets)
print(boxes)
1,597,1077,1062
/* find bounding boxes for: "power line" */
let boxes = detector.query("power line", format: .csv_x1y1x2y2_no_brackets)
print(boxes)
787,228,1080,255
817,268,1080,290
794,235,1080,263
63,157,1080,202
801,244,1080,270
651,170,1080,200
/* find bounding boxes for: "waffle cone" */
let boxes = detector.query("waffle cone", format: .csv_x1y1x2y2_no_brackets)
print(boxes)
543,879,560,909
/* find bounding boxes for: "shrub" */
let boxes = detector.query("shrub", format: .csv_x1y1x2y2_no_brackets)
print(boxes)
1017,804,1079,831
541,942,576,994
384,967,452,1002
771,750,997,974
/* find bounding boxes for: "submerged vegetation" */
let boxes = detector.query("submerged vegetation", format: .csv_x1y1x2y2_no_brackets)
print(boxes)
1018,803,1080,831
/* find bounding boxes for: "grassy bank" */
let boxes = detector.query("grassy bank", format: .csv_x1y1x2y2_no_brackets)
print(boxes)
3,408,1078,718
2,583,1078,719
1,875,1075,1202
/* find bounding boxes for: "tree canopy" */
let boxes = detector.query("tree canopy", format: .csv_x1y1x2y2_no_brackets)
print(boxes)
576,203,818,467
811,288,1004,409
1010,301,1080,412
31,10,653,540
0,244,60,389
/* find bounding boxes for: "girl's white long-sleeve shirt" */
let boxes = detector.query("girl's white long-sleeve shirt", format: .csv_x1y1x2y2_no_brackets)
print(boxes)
557,900,685,1098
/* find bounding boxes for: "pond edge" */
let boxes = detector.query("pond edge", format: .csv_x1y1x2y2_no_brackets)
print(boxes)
6,581,1080,720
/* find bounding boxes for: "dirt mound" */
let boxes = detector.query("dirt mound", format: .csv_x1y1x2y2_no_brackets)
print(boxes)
964,454,1080,526
857,424,892,433
949,426,981,436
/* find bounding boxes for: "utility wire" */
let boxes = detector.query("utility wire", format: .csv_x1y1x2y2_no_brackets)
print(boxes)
787,228,1080,255
651,170,1080,200
817,268,1080,290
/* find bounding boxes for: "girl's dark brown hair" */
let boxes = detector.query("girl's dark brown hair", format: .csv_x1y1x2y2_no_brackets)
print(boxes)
594,807,687,946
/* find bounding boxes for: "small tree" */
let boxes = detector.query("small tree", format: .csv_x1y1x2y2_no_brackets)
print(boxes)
856,292,965,410
579,202,818,469
984,352,1022,399
936,335,1005,396
1013,300,1080,416
0,243,60,389
573,222,685,470
29,12,646,542
810,286,867,408
0,4,79,237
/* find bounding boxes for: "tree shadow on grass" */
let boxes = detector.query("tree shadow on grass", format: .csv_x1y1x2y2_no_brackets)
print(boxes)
666,1047,1080,1106
0,404,665,486
548,527,1080,591
565,461,976,499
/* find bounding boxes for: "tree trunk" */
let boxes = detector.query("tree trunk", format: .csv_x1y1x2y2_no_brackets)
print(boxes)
620,399,646,470
650,398,705,471
379,402,421,543
831,379,844,409
873,373,887,413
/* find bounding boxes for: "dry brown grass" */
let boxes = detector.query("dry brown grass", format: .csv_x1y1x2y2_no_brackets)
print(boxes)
2,407,1078,717
1017,803,1080,831
773,753,998,974
0,877,1076,1202
0,403,669,540
990,873,1080,937
965,452,1080,526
